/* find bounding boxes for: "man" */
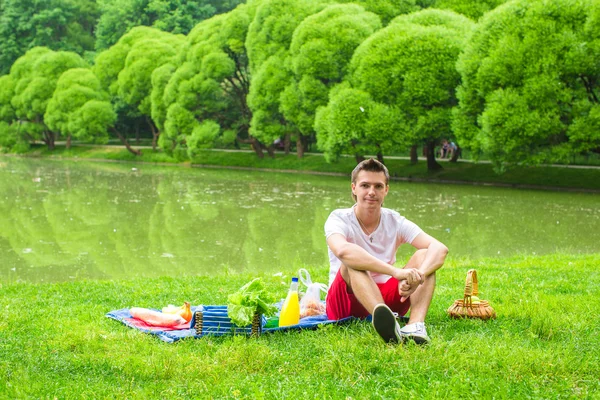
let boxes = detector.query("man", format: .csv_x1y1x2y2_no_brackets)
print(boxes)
324,158,448,344
439,139,450,158
448,141,458,159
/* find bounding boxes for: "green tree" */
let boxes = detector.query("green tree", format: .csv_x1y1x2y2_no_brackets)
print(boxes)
9,47,87,150
315,82,400,163
45,68,115,148
0,0,99,75
95,0,244,51
116,29,184,150
159,4,256,158
453,0,600,170
317,9,473,169
280,4,381,157
94,26,183,154
246,0,327,156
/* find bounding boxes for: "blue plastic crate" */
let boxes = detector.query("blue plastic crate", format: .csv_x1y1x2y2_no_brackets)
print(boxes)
192,305,266,337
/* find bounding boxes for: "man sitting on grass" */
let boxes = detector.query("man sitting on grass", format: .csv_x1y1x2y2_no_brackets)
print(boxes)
324,158,448,344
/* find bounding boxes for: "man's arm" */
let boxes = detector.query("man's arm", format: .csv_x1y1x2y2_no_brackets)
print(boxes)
327,233,422,285
397,232,448,301
408,232,448,276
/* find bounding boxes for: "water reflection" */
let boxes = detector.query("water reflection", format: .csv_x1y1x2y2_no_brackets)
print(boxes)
0,158,598,283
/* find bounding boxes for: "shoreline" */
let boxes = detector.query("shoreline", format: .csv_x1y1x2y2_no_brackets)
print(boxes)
3,147,600,193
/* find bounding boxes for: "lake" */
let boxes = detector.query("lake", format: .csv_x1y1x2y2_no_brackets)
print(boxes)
1,157,598,283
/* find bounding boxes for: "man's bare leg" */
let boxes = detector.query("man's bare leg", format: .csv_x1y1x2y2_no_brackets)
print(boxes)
341,263,401,343
340,263,383,314
406,273,436,324
400,249,436,324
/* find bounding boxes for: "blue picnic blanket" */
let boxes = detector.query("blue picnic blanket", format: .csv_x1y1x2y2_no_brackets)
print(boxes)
106,304,354,343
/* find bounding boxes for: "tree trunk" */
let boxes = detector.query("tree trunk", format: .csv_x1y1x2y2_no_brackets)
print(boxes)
236,134,265,158
296,135,304,158
43,130,55,150
355,154,365,164
410,145,418,164
284,133,291,155
112,127,142,156
135,122,140,145
250,137,264,158
376,151,385,165
146,116,159,151
266,145,275,158
426,140,443,171
66,135,71,149
450,146,461,163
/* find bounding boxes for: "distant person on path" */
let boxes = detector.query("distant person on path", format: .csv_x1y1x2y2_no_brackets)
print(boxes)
448,141,458,159
324,159,448,344
439,139,450,158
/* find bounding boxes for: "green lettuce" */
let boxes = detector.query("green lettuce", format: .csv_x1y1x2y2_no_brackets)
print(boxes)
227,278,277,327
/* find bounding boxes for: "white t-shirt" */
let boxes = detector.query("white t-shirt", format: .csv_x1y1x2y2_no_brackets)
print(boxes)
324,205,423,287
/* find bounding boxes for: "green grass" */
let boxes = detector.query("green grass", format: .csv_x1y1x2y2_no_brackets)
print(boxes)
4,144,600,191
1,254,599,398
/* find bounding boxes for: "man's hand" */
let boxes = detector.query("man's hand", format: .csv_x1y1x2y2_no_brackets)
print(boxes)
394,267,423,286
398,279,419,302
393,268,423,303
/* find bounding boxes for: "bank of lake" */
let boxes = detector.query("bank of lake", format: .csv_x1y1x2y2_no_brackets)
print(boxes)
4,143,600,192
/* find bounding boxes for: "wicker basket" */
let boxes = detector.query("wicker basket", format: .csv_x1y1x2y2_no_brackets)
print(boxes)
193,306,263,337
447,269,496,320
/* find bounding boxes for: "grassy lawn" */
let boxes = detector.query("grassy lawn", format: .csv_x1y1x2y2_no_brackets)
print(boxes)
5,144,600,191
1,254,598,398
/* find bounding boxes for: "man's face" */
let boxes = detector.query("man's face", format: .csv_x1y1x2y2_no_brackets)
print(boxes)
351,170,389,209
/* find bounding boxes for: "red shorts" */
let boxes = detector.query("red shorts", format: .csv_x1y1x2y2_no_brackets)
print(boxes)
326,269,411,320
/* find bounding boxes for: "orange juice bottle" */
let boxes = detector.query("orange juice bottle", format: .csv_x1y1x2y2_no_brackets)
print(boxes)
279,277,300,327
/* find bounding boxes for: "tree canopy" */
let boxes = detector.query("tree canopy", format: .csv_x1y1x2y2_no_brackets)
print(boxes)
246,0,328,156
95,0,244,51
8,47,88,149
316,9,473,168
427,0,508,20
453,0,600,170
159,4,254,158
280,4,381,145
45,68,115,146
93,26,185,151
0,0,98,75
336,0,420,25
1,0,599,171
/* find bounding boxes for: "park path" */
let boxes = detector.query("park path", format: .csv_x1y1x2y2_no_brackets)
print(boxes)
70,143,600,170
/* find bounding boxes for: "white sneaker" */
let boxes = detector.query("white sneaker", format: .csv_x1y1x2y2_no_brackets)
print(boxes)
372,304,402,344
399,322,431,345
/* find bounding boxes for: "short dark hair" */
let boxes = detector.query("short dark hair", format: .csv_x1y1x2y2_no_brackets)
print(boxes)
351,158,389,201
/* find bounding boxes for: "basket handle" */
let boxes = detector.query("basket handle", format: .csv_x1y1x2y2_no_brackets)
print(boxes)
463,269,479,300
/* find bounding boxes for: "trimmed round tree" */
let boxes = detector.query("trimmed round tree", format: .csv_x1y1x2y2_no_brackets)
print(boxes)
315,82,401,163
9,47,87,149
94,26,184,151
317,9,473,168
280,4,381,157
453,0,600,170
245,0,328,157
160,4,255,159
45,68,114,148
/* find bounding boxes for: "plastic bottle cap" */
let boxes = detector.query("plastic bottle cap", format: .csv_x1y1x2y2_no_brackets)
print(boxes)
292,277,298,282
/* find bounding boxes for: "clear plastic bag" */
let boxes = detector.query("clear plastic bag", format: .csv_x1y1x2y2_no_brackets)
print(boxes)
298,268,327,318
